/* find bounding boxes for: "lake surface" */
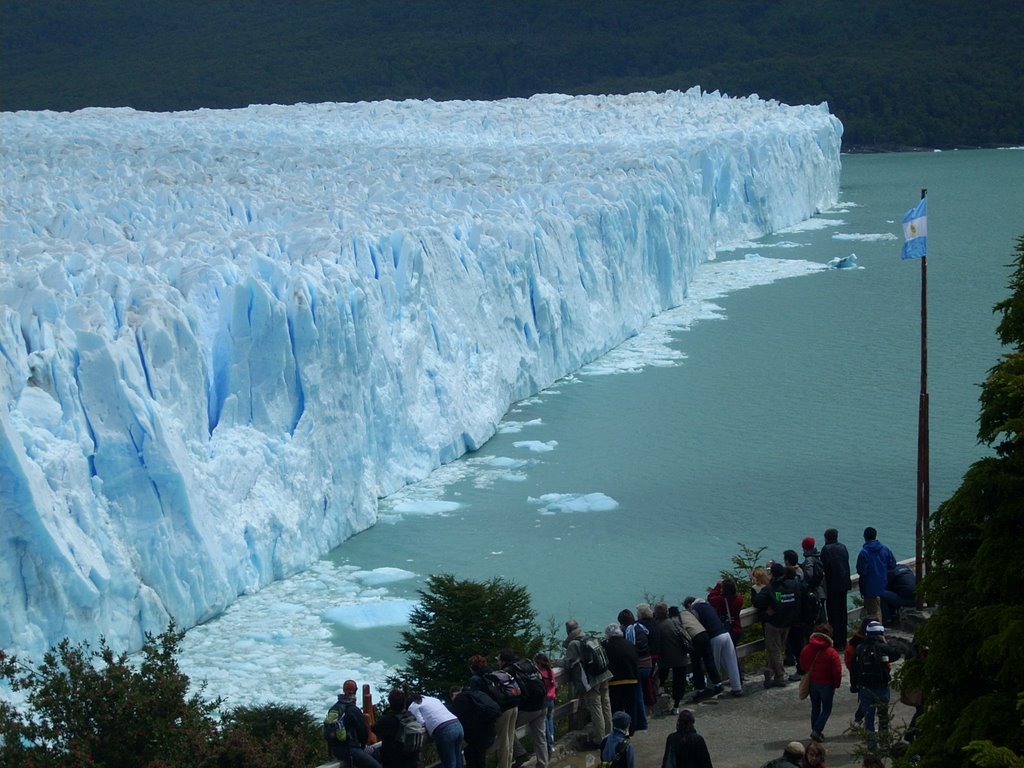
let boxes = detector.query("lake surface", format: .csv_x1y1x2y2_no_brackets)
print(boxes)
179,148,1024,711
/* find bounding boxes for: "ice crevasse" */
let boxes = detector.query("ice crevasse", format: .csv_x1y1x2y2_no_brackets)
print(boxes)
0,88,842,659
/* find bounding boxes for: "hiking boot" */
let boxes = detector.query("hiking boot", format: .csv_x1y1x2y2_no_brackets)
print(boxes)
788,672,803,682
811,730,824,742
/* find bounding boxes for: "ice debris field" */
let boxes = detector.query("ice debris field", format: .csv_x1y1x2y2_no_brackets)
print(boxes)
0,89,842,691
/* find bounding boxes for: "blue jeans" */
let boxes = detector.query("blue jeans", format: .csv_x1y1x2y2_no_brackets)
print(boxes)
434,719,465,768
809,682,835,734
544,699,555,752
858,687,890,745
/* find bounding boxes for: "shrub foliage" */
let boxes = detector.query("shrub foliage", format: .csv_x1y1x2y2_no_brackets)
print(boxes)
0,623,322,768
390,573,543,697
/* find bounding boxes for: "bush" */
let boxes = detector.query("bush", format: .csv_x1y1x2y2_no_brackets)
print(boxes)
215,704,323,767
389,574,543,696
0,622,220,768
0,625,327,768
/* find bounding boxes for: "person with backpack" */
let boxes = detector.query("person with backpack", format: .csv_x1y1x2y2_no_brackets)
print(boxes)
600,711,635,768
661,709,713,768
560,619,613,749
497,649,549,768
850,621,903,750
407,693,464,768
324,679,382,768
800,537,827,625
449,686,501,768
467,654,517,768
372,690,425,768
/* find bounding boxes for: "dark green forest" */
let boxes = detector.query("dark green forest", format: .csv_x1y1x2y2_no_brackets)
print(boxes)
1,0,1022,149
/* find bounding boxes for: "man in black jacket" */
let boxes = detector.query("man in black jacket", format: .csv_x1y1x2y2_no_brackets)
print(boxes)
324,679,381,768
753,562,801,688
820,528,852,651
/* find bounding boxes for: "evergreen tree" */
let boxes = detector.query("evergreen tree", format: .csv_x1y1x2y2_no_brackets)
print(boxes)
389,574,542,697
910,235,1024,766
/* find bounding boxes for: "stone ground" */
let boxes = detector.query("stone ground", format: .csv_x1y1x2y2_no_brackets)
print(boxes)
549,651,917,768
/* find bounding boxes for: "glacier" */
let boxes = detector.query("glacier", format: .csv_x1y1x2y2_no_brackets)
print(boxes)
0,89,842,660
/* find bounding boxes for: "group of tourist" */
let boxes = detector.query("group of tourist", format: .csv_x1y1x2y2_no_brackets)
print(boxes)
324,526,914,768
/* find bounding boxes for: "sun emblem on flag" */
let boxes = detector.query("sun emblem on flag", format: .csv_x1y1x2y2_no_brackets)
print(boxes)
909,222,919,236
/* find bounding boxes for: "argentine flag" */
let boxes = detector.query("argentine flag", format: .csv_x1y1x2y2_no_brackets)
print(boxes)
901,197,928,260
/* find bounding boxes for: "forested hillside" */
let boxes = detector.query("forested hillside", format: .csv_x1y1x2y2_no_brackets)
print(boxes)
2,0,1022,149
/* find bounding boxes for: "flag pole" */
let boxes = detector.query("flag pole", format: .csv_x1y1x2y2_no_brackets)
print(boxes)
916,188,929,593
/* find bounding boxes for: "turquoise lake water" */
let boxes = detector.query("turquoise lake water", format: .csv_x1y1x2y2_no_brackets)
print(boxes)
325,149,1023,666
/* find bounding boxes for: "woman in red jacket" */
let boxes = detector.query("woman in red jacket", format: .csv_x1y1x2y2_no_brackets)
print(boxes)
799,624,843,743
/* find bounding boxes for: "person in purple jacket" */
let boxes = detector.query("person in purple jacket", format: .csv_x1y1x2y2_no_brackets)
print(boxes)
856,527,897,622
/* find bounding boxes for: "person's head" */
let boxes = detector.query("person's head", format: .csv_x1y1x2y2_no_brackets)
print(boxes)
636,603,654,620
722,578,737,598
668,605,681,618
801,536,816,552
654,602,669,620
682,596,696,610
751,566,770,586
783,549,799,567
617,608,636,626
770,561,786,579
387,689,406,712
611,711,631,733
565,619,581,639
534,652,551,670
604,622,623,639
866,621,886,639
497,648,517,665
804,741,826,766
468,654,489,674
824,527,838,544
676,709,695,733
813,623,833,639
864,526,878,541
783,741,805,763
449,686,462,701
342,679,358,696
861,756,884,768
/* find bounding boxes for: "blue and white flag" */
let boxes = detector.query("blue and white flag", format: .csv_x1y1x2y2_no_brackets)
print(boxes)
901,197,927,260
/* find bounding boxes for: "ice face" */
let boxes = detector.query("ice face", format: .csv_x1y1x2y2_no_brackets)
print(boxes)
0,89,842,660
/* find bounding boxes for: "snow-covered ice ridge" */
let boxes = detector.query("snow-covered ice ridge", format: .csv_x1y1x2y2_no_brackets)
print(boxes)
0,89,842,659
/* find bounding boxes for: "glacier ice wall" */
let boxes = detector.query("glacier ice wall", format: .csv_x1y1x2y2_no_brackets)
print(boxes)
0,89,841,658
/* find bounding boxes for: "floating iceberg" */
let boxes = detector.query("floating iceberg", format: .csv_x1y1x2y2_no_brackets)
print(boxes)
0,89,841,659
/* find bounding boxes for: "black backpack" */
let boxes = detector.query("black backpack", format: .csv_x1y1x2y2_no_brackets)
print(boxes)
855,641,888,688
482,669,522,710
509,659,546,710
